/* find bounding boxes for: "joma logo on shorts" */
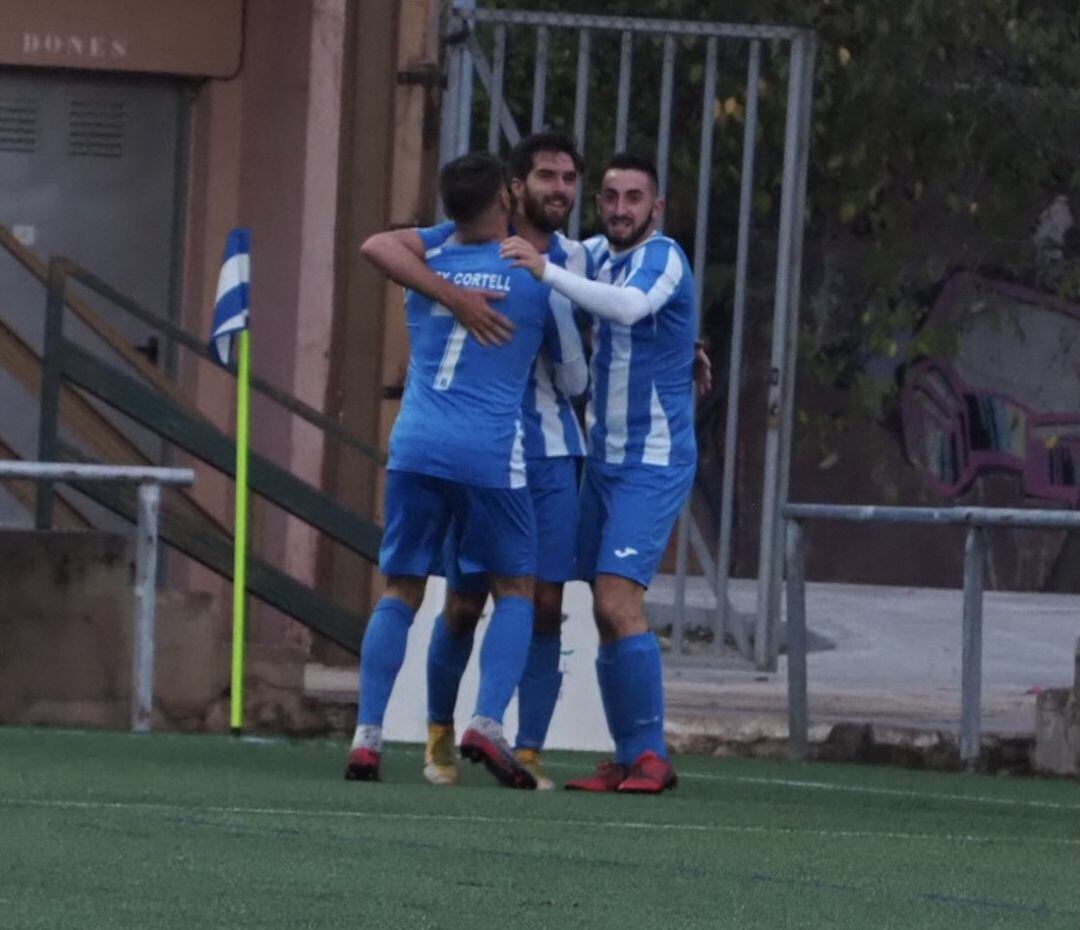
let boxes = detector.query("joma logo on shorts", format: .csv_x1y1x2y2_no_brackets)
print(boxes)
613,547,638,558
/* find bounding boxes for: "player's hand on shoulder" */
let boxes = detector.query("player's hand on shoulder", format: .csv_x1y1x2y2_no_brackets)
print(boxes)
450,287,515,348
500,236,546,280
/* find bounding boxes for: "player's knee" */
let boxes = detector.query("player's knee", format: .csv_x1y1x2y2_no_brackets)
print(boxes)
490,574,535,604
593,597,626,640
444,592,485,634
533,583,564,635
593,586,647,640
384,576,426,612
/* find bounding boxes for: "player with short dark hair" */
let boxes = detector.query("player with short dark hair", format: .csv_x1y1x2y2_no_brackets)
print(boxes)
362,133,590,790
345,151,554,789
506,131,584,190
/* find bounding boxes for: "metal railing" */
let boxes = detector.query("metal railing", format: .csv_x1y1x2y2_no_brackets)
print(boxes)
783,502,1080,766
35,254,383,529
0,461,194,733
25,253,383,652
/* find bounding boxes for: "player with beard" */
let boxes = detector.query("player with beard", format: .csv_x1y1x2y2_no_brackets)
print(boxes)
360,133,590,789
500,153,698,794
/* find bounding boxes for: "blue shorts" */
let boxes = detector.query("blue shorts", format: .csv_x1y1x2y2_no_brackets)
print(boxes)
380,470,536,580
444,456,581,594
575,459,696,588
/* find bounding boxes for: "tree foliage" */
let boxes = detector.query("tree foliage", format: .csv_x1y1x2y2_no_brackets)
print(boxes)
478,0,1080,426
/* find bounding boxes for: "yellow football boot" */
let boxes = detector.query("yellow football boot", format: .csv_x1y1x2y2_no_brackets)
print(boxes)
423,722,460,786
514,747,555,791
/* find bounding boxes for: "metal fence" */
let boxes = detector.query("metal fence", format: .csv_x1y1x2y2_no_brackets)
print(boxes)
783,502,1080,765
0,461,194,733
440,3,817,668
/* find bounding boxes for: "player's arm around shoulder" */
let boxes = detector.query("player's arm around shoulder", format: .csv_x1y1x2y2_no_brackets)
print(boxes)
360,223,515,347
503,235,652,327
359,226,428,278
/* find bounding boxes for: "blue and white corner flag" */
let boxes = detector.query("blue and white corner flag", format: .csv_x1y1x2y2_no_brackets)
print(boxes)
211,228,251,365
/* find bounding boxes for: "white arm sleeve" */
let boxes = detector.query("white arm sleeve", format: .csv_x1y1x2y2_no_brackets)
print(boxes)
548,297,588,397
553,351,588,398
541,260,653,326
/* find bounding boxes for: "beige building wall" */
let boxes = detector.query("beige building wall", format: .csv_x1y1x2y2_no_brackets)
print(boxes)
180,0,358,650
180,0,443,653
316,0,443,659
0,0,443,656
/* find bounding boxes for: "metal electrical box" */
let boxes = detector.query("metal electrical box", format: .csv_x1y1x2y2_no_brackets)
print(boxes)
0,69,186,526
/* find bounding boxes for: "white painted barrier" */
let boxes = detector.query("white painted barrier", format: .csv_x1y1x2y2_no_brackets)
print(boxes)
381,579,614,752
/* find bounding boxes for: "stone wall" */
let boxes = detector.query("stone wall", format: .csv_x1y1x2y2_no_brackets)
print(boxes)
1033,639,1080,777
0,531,134,727
0,530,297,732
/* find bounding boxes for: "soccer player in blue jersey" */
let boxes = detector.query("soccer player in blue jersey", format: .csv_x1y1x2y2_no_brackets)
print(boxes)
345,152,554,789
502,152,698,794
361,134,590,790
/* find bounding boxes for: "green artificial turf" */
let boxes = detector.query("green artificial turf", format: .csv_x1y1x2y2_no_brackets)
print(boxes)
0,727,1076,929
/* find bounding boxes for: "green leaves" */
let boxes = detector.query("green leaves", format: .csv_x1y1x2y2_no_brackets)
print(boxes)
487,0,1080,432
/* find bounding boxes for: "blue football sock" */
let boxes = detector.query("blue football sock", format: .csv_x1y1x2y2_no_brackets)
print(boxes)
608,632,667,763
596,641,632,764
514,631,562,750
357,597,416,727
426,613,474,725
473,595,534,724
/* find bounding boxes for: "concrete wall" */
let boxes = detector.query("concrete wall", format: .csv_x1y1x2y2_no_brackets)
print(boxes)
1033,640,1080,776
0,528,346,734
0,531,132,727
0,530,228,730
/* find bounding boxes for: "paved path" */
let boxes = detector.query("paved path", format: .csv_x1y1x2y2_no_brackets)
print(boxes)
306,577,1079,754
657,577,1079,738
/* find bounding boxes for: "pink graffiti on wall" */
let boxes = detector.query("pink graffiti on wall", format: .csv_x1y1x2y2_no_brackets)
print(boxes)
900,273,1080,504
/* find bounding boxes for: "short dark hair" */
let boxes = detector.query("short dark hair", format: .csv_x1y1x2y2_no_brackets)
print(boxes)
603,152,660,192
508,132,584,182
439,152,507,223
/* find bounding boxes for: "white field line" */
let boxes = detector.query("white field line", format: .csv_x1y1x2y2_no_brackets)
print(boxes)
371,746,1080,812
530,758,1080,812
19,733,1080,814
1,796,1077,847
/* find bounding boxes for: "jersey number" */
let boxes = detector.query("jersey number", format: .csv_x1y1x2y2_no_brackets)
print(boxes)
433,303,467,390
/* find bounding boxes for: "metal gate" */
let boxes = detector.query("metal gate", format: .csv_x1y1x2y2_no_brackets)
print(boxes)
439,3,816,670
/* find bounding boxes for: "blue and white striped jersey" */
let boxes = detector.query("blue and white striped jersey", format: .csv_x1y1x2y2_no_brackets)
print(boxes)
523,232,588,459
582,232,698,467
418,224,589,461
389,239,550,489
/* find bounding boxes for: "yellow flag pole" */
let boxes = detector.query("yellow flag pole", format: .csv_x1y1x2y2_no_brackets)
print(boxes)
230,327,252,734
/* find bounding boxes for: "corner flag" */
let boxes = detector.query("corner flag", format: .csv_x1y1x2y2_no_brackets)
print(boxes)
211,228,251,366
212,227,253,734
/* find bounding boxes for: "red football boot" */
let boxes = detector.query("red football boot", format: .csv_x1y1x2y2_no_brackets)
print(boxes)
460,726,537,790
564,759,629,792
344,746,381,782
617,751,677,794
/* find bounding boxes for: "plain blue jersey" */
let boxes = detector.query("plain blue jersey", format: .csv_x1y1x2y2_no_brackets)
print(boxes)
582,232,698,467
418,223,589,460
388,239,551,489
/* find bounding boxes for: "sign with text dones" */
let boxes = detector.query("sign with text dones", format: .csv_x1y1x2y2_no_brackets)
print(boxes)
0,0,243,79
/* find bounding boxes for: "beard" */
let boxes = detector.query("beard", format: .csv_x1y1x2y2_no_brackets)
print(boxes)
522,189,572,234
604,213,653,249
